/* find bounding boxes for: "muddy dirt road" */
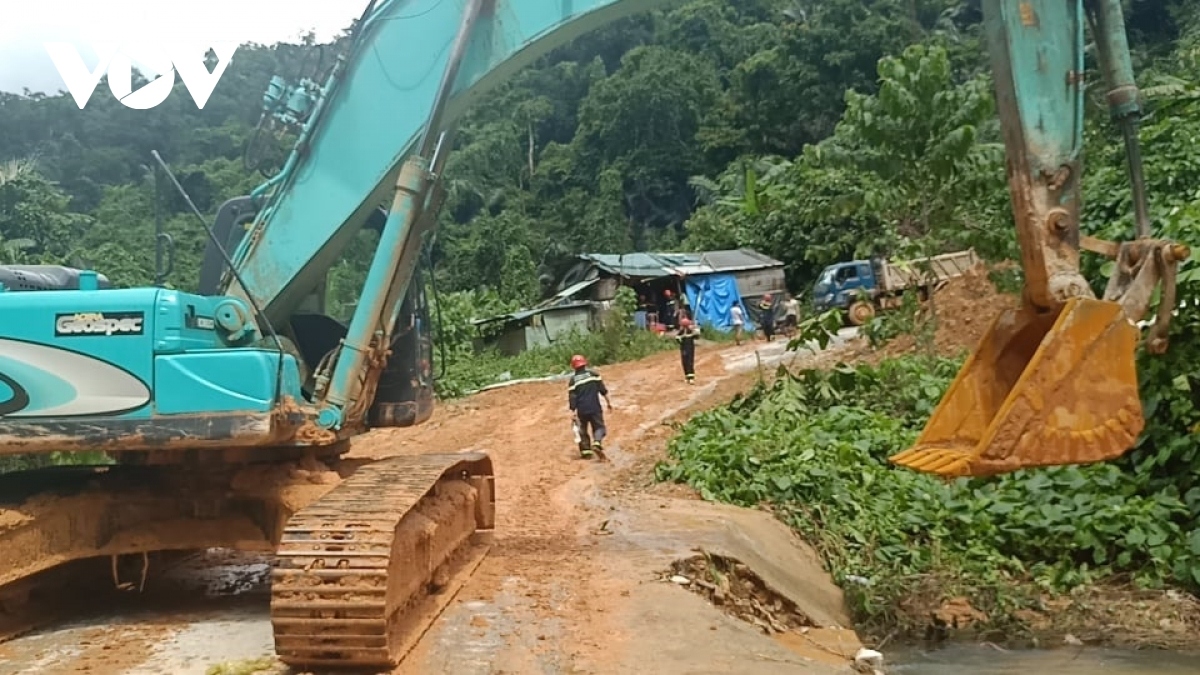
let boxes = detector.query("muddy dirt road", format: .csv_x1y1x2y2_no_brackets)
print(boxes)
0,333,866,675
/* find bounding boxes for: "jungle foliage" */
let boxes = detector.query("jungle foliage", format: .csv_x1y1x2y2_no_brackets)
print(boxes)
1,0,1187,338
657,351,1200,634
655,0,1200,634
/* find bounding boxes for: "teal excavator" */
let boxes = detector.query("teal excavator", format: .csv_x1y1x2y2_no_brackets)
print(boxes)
0,0,1187,668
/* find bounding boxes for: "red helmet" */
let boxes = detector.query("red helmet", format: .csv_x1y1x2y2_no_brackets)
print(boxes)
680,318,694,328
570,354,588,369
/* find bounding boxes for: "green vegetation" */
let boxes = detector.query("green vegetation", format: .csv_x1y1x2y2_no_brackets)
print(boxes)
657,355,1200,635
0,451,110,475
654,9,1200,630
0,1,1193,382
437,328,673,398
430,286,674,396
647,0,1200,640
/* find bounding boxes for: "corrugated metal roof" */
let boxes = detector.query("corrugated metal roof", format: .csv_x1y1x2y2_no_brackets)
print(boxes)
577,248,782,278
538,278,598,307
576,253,667,277
470,301,593,326
698,249,781,270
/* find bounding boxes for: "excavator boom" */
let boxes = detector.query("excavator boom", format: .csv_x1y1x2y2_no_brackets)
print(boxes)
0,0,668,669
889,0,1191,477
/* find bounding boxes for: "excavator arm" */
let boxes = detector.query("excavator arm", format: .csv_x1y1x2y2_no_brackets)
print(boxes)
0,0,667,457
0,0,1184,665
889,0,1191,478
0,2,671,669
208,0,671,440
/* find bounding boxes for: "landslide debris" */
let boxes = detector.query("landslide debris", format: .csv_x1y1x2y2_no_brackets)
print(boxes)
868,262,1019,361
665,553,815,635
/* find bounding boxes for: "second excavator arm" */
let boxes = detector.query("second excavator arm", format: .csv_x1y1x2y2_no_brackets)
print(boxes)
891,0,1191,477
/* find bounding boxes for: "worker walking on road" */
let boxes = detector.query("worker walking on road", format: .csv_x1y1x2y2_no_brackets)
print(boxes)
675,318,700,384
782,293,800,338
730,303,745,345
757,294,776,342
568,354,613,460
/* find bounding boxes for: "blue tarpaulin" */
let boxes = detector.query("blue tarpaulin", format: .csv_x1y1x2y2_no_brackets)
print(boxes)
684,273,754,331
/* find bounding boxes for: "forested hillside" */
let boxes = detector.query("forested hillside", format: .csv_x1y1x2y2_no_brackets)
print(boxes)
0,0,1196,329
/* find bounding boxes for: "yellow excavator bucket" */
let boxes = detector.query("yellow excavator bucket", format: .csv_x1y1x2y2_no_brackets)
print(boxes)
889,297,1145,478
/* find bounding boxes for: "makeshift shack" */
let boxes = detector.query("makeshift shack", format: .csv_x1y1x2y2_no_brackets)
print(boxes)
555,248,787,331
470,301,594,357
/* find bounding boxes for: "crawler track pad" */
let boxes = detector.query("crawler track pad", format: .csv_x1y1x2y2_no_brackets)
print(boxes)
270,452,495,668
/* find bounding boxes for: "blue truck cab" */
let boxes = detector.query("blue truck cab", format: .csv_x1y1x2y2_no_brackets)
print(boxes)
811,260,879,313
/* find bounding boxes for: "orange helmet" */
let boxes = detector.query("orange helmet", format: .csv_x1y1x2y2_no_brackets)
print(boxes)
570,354,588,369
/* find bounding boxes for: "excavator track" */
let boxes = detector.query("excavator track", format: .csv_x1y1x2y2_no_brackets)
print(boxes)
269,451,495,669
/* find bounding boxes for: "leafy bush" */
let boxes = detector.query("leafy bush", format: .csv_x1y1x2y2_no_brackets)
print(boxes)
1077,65,1200,545
656,354,1200,633
0,450,112,476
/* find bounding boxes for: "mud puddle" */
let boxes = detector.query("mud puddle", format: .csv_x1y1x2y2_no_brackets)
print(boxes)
0,602,273,675
890,643,1200,673
0,549,274,675
154,549,273,597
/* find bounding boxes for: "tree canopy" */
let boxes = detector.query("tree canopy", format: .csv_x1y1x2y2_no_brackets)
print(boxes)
0,0,1193,316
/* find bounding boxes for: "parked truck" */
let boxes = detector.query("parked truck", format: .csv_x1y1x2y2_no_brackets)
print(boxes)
810,248,980,326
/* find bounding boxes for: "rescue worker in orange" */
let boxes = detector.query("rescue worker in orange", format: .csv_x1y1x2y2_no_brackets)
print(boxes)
675,318,700,384
568,354,613,459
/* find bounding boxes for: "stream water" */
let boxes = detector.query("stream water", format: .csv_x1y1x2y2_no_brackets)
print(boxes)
891,644,1200,674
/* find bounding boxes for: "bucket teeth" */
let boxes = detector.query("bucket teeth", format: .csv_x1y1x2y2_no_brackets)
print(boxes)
890,298,1145,478
889,446,974,477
